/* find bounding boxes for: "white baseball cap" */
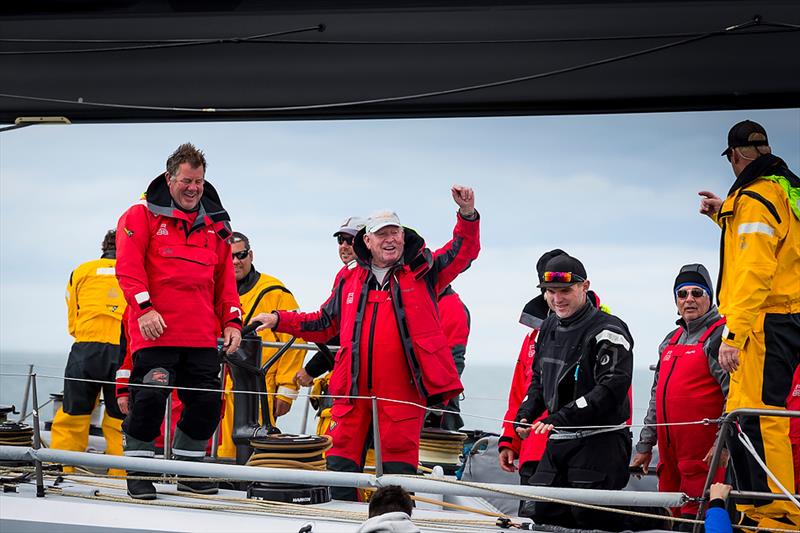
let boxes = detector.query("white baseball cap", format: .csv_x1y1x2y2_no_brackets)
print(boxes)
366,211,402,234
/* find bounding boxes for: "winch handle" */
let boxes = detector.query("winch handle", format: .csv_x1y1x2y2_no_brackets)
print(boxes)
241,320,264,337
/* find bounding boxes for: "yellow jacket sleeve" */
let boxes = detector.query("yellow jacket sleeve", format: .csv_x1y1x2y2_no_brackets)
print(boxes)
719,190,789,347
267,290,306,404
66,269,79,337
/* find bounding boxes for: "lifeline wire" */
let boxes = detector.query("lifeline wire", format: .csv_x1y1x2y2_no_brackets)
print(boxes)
0,371,727,432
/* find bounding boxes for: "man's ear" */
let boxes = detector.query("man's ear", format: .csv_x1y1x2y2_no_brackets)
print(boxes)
583,279,591,292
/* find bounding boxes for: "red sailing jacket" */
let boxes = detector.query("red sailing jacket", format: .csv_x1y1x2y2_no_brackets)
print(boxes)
115,175,242,354
438,287,470,357
275,212,480,406
500,329,548,464
788,366,800,444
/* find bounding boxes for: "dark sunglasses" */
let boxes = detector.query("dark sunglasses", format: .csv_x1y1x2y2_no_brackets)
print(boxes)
232,249,250,261
676,288,706,299
336,234,354,245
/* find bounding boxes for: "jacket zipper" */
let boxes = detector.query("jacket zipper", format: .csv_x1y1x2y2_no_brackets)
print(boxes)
660,358,677,446
366,302,379,391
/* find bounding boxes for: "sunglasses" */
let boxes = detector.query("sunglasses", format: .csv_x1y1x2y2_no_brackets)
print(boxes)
677,288,706,299
543,271,585,283
336,234,354,245
232,249,250,261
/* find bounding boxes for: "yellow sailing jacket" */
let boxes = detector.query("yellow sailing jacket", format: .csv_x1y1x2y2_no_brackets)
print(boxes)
715,177,800,348
240,272,306,403
65,257,127,344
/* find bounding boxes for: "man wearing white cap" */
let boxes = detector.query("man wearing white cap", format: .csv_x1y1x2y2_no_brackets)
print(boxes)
253,186,479,500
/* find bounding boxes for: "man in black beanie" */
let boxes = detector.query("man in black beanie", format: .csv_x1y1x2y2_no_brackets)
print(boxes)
632,263,729,529
514,253,634,531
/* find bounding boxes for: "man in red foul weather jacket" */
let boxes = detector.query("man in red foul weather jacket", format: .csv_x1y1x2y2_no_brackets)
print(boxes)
632,264,728,527
115,143,242,500
253,186,480,500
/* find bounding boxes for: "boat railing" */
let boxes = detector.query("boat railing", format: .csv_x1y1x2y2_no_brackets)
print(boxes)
693,407,800,533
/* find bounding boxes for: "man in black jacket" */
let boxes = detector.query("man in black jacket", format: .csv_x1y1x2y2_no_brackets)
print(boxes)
515,253,634,531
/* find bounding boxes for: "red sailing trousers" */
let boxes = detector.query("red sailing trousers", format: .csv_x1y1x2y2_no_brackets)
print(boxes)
327,289,426,468
656,319,726,516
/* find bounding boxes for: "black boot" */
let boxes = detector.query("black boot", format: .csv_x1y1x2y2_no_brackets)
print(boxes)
127,472,156,500
177,477,218,495
172,428,218,495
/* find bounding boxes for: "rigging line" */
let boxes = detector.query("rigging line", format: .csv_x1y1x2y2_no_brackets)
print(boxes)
0,16,764,115
736,425,800,510
1,19,795,47
0,24,325,56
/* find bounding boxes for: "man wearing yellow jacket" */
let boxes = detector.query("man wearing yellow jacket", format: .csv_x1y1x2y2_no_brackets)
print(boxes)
699,120,800,530
217,231,305,458
51,230,127,473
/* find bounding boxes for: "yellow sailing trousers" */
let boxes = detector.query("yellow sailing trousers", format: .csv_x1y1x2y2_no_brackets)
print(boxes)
726,309,800,527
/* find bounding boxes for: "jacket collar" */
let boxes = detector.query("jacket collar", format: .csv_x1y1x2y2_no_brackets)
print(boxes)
237,266,260,296
144,172,231,228
675,305,722,336
728,154,799,196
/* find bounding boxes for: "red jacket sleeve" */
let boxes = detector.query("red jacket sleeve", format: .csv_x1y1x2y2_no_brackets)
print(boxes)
275,275,343,343
115,309,132,398
499,333,533,454
431,213,480,294
115,205,154,320
213,223,242,330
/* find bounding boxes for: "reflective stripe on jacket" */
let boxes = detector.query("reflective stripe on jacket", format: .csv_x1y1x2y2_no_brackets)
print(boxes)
66,257,126,344
714,157,800,348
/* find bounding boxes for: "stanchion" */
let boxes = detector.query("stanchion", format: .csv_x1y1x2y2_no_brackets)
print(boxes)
164,393,172,461
18,364,34,422
30,373,45,497
299,387,311,435
371,396,383,477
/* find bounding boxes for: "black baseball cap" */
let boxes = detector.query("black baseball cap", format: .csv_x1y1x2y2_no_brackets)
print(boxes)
537,254,588,289
721,120,769,157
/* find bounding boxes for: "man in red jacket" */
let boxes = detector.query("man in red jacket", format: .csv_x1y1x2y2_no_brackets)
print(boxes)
253,186,479,500
115,143,242,500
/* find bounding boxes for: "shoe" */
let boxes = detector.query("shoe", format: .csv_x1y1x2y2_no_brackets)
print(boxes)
177,477,218,495
127,473,156,500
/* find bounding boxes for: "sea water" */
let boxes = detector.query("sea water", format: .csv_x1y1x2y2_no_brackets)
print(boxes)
0,350,654,442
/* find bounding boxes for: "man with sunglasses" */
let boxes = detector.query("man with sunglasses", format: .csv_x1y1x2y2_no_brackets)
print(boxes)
632,264,728,528
698,120,800,530
216,231,306,460
115,143,242,499
252,185,479,500
292,217,365,437
514,253,633,531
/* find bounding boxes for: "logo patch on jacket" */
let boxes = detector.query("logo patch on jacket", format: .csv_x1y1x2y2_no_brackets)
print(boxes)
156,223,169,236
346,292,354,305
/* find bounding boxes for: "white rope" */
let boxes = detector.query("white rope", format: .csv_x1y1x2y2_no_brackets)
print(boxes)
736,424,800,510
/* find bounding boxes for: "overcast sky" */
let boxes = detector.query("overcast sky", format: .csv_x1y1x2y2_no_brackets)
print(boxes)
1,109,798,372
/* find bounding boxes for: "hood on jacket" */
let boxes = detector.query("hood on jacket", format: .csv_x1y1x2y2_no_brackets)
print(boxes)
144,172,231,225
355,512,420,533
353,225,432,278
728,153,800,196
